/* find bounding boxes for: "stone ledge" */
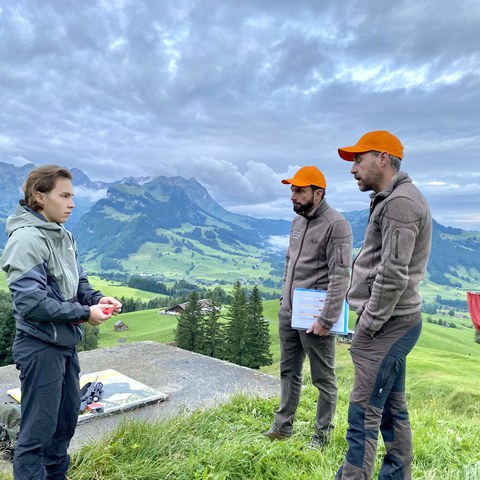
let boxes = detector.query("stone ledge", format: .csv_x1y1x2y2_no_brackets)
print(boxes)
0,341,279,472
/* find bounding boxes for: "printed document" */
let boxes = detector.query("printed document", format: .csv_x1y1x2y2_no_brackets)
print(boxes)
291,288,348,335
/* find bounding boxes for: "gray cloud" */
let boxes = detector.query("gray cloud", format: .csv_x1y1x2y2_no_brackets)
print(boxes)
0,0,479,228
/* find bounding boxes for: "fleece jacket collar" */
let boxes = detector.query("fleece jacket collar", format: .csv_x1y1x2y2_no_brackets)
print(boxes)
369,171,411,212
299,198,330,220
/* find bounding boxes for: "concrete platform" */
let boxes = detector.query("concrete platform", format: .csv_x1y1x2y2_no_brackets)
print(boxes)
0,341,280,473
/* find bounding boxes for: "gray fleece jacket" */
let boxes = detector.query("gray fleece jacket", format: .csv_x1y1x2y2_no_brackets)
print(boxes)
348,172,432,336
2,203,104,346
281,199,353,330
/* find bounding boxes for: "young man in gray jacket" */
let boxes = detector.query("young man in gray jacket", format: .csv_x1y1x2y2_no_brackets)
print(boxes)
335,131,432,480
2,165,122,480
264,166,352,449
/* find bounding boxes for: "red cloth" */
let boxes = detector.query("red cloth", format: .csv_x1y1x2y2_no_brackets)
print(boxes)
467,292,480,332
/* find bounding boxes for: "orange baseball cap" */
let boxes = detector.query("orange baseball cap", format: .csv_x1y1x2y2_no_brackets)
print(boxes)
281,166,326,189
338,130,404,161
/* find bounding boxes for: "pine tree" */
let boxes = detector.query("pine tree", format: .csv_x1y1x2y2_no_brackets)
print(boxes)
175,291,204,352
199,299,224,358
245,285,272,368
0,291,16,366
224,281,249,365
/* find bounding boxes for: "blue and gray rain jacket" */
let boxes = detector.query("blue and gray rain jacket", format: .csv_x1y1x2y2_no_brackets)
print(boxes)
2,203,103,347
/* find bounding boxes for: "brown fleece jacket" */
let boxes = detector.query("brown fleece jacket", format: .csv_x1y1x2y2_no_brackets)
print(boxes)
281,199,353,330
348,171,432,336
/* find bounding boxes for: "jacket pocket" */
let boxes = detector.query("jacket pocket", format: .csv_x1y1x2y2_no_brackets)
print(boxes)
390,228,415,265
337,242,352,268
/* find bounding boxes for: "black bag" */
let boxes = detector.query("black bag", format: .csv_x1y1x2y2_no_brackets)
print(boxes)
0,402,21,459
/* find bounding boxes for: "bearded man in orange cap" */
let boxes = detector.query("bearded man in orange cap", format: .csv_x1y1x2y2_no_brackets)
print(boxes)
263,165,352,449
335,131,432,480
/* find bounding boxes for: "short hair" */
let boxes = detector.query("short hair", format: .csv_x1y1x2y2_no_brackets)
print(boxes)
371,150,402,173
310,185,326,200
389,155,401,173
23,165,72,211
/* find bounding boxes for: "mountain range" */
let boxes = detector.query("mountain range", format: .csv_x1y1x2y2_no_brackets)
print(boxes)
0,161,479,289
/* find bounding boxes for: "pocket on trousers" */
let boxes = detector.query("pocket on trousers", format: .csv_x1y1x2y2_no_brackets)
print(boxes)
374,355,403,406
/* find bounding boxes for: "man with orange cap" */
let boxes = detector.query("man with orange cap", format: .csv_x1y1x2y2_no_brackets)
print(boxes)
263,166,352,449
335,131,432,480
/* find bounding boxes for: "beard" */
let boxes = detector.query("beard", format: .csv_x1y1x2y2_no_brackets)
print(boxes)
293,200,314,215
356,165,384,193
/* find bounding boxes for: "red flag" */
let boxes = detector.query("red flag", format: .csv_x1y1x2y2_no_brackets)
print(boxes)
467,292,480,333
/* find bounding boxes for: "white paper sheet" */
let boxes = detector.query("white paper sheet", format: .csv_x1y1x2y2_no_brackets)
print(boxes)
291,288,348,335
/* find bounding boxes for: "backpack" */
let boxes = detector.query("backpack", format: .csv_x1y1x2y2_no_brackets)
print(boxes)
0,402,21,457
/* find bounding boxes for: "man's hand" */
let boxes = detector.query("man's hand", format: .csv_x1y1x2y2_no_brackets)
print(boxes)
88,304,112,326
306,320,331,336
98,296,122,315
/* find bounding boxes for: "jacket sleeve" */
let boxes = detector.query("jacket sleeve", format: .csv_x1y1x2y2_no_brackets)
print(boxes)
359,196,424,335
317,219,353,329
76,263,104,306
2,232,91,324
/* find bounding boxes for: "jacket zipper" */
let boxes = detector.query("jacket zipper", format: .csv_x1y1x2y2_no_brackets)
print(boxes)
346,196,380,299
377,356,397,396
289,219,310,306
51,322,58,343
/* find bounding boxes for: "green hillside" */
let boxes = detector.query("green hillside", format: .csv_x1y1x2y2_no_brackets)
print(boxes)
114,237,275,283
87,276,163,301
70,179,288,285
97,309,177,348
0,273,163,301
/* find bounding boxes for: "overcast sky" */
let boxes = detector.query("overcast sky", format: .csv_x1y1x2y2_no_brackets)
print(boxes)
1,0,479,229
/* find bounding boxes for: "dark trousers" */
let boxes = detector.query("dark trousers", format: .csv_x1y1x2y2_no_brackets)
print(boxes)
272,308,337,438
336,313,422,480
12,333,80,480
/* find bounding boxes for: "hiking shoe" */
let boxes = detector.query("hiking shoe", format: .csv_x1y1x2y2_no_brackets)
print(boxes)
263,428,289,441
306,433,329,450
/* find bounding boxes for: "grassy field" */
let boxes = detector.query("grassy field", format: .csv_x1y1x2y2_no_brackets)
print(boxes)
420,279,476,303
87,276,163,301
96,309,177,348
59,389,479,480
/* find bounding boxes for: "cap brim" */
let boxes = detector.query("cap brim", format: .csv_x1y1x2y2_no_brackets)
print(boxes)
281,178,312,186
338,146,370,162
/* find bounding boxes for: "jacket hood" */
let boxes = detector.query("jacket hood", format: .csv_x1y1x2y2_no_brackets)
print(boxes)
6,203,66,240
